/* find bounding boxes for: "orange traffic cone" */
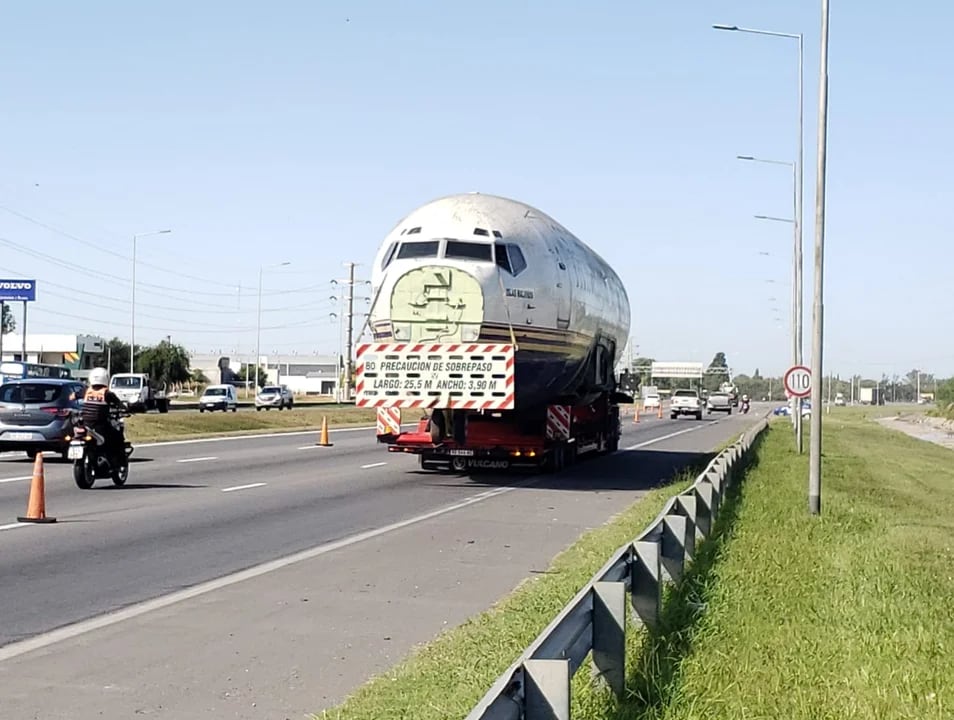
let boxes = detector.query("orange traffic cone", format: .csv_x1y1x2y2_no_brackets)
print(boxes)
633,405,640,423
316,415,333,447
657,402,663,419
18,453,56,524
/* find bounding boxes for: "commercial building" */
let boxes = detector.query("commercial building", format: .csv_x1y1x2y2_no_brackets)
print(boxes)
189,352,342,397
0,333,108,379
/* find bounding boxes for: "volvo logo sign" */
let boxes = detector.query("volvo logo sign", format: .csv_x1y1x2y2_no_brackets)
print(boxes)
0,279,36,302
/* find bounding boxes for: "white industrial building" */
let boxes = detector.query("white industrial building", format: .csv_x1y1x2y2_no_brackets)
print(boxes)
189,352,342,398
0,333,108,379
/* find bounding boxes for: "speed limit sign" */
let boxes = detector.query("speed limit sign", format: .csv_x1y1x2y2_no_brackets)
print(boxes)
784,365,812,398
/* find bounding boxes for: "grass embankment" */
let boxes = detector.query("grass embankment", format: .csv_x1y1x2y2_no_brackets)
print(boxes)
584,412,954,720
125,406,378,443
314,450,725,720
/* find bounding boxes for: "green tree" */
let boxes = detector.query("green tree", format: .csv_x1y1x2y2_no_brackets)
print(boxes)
137,340,192,387
238,363,268,389
1,303,14,335
705,352,729,392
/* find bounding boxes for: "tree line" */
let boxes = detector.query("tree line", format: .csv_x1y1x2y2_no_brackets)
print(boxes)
621,351,949,404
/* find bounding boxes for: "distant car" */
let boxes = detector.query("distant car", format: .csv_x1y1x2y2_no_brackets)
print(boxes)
706,392,733,414
256,385,294,411
670,389,704,420
0,378,87,460
643,394,661,411
199,384,238,412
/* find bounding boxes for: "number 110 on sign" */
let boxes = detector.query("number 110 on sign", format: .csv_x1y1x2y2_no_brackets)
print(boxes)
784,365,812,398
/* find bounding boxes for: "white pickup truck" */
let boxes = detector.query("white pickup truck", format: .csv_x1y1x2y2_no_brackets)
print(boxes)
670,388,704,420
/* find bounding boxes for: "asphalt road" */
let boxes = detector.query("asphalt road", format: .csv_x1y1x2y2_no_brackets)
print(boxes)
0,404,769,719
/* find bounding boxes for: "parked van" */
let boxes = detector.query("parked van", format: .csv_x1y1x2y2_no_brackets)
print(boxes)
199,384,238,412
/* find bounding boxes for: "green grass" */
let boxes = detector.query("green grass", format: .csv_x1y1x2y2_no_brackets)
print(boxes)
585,412,954,720
125,406,379,443
314,452,725,720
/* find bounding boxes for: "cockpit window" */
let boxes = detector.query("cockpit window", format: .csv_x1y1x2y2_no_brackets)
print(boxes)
445,241,492,262
494,243,528,277
381,242,398,270
508,245,527,275
396,241,440,259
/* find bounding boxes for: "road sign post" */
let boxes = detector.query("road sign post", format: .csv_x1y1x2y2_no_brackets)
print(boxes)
784,364,812,399
0,280,36,362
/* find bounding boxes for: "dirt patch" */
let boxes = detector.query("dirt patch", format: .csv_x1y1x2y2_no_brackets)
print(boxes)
876,413,954,451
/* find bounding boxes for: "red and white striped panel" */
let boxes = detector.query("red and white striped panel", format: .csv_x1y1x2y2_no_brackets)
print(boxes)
376,407,402,436
354,342,515,410
546,404,572,441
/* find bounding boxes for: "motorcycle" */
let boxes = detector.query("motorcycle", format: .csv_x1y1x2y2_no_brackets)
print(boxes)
68,408,134,489
741,400,750,414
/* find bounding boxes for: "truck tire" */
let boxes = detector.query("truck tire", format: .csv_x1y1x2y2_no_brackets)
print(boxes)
158,400,169,414
696,411,703,420
670,413,677,420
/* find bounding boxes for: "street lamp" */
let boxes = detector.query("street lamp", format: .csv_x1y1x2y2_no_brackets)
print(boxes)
131,229,172,372
715,21,805,451
809,0,832,515
255,261,291,392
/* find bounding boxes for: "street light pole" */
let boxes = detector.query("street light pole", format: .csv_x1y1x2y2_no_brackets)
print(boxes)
255,261,291,393
715,22,805,451
131,229,172,373
809,0,831,516
746,154,803,452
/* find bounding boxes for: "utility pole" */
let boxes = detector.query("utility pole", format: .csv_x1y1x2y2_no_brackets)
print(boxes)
333,262,370,402
809,0,831,516
344,262,356,402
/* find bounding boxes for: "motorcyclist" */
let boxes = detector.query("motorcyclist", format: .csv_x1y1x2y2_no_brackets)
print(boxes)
79,367,127,463
741,394,750,411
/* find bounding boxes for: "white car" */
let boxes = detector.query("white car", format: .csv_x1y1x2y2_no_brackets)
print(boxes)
643,394,661,410
255,385,294,411
199,384,238,412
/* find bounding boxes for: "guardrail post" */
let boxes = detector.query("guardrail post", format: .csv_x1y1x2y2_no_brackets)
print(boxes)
661,515,687,584
706,469,723,515
675,495,697,558
592,581,626,698
631,540,661,629
694,481,714,538
524,659,570,720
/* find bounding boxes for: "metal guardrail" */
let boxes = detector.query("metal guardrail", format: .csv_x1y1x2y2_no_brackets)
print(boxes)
465,414,770,720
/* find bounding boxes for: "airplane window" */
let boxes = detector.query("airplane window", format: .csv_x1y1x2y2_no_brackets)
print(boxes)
445,240,492,262
381,242,398,270
494,242,513,273
396,241,440,259
509,245,527,276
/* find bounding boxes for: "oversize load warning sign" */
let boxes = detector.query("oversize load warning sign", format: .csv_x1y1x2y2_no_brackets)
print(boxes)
355,342,515,410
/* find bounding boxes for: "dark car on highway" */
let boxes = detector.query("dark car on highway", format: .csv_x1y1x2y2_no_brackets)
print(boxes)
0,378,87,461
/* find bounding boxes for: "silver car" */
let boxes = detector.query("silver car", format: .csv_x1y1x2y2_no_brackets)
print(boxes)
255,385,294,411
0,378,87,460
706,391,733,414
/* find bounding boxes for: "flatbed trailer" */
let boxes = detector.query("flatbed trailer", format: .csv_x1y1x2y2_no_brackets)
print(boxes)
357,343,624,473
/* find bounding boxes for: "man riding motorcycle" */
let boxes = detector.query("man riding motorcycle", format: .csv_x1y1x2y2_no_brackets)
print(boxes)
79,367,127,463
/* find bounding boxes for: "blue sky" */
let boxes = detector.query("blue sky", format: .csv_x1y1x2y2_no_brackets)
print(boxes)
0,0,950,380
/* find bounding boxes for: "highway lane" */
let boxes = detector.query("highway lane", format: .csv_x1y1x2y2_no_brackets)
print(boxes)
0,407,767,719
0,409,712,648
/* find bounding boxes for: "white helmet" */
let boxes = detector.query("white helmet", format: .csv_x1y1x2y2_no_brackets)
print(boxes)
88,367,109,387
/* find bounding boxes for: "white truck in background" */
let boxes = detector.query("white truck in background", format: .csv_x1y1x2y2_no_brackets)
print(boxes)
108,373,171,414
670,388,704,420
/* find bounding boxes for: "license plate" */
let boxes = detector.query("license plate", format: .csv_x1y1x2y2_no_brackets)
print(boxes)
448,449,474,456
5,432,34,441
68,444,85,460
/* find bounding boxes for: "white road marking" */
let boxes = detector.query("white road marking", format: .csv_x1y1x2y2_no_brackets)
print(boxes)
625,421,718,450
176,456,218,464
221,482,267,493
0,478,535,663
0,522,30,532
297,444,334,451
360,462,387,469
134,423,417,449
0,476,32,484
